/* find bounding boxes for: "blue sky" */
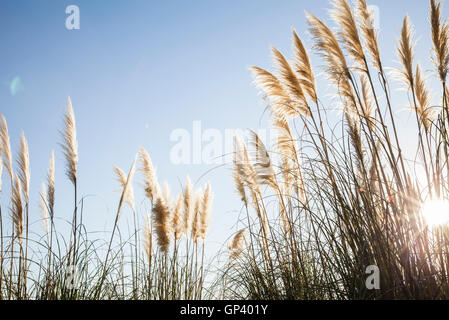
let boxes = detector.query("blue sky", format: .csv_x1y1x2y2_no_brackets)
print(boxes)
0,0,443,258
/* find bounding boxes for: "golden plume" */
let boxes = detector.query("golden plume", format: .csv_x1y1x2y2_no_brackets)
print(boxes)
172,193,184,240
232,135,248,207
183,176,194,236
272,115,305,202
292,29,317,102
200,182,213,240
0,114,13,181
356,0,382,71
271,46,311,117
62,97,78,185
161,182,171,207
234,134,268,237
360,75,375,129
397,16,415,89
152,196,172,253
250,66,304,118
414,65,436,133
347,113,365,178
11,174,23,244
228,229,246,260
430,0,449,82
139,147,160,204
114,165,135,211
17,132,30,203
39,183,49,237
331,0,366,70
0,156,3,192
191,189,202,244
307,13,357,115
115,156,137,220
47,151,55,219
248,130,277,190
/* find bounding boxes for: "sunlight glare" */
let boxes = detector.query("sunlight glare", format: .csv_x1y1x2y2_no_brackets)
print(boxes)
421,199,449,227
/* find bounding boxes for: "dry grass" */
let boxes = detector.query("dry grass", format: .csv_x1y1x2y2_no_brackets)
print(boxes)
0,101,214,300
221,0,449,300
2,0,449,301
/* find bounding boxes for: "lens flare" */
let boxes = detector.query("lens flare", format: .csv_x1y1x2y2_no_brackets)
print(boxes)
421,199,449,227
10,76,22,96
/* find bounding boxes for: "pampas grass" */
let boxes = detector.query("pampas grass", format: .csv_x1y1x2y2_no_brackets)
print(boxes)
0,100,215,299
0,114,14,183
62,97,78,186
152,196,172,254
114,165,136,212
4,0,449,302
11,174,23,245
430,0,449,83
221,0,449,300
172,193,184,241
228,229,246,260
47,151,55,220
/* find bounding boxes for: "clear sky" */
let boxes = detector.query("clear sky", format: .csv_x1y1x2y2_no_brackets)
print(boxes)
0,0,443,259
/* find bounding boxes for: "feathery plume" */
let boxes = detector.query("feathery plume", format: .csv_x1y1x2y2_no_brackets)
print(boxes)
360,75,375,129
172,193,184,240
397,16,416,88
200,182,213,240
248,130,277,190
307,13,357,114
292,29,317,102
62,97,78,185
17,132,30,203
356,0,382,71
152,196,172,254
234,134,269,239
39,183,49,237
234,135,267,232
272,116,305,202
11,174,23,244
115,156,137,220
161,182,171,206
430,0,449,82
47,151,55,219
233,135,248,206
272,116,299,164
347,114,365,177
0,156,3,192
191,189,202,244
0,114,13,181
271,46,311,117
229,229,246,260
414,65,436,133
114,165,135,211
250,66,304,119
183,176,194,236
139,147,160,204
331,0,366,70
238,136,259,192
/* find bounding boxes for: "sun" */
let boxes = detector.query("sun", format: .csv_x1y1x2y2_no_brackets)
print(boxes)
421,199,449,227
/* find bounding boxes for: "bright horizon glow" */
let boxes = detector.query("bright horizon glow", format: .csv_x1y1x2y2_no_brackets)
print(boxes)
421,199,449,227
